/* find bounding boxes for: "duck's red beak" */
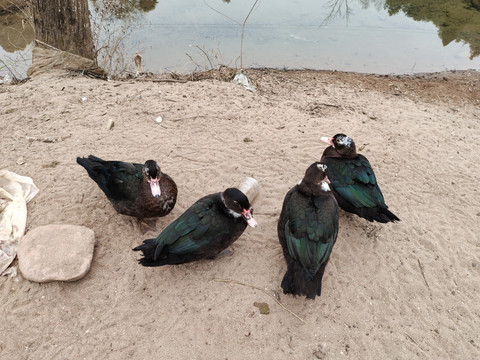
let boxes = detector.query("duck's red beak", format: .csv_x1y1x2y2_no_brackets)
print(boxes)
242,208,258,228
149,178,161,198
320,136,334,146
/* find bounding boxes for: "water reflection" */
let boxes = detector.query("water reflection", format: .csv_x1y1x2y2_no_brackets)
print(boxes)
0,0,479,76
90,0,158,19
320,0,480,60
0,2,33,78
322,0,384,24
0,6,33,52
385,0,480,59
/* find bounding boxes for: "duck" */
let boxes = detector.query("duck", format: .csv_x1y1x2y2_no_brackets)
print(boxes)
277,162,339,299
133,187,257,266
76,155,177,219
320,134,400,223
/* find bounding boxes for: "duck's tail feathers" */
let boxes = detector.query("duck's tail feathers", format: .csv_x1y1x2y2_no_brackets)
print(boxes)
359,206,400,223
281,261,327,300
133,238,173,267
76,155,111,195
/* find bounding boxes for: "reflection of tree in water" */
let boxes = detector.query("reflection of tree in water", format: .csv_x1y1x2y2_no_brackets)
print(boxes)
320,0,480,59
385,0,480,59
0,1,34,52
91,0,158,20
322,0,384,25
322,0,353,25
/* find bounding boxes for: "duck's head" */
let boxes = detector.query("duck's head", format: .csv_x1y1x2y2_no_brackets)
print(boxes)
302,162,331,192
222,188,258,228
143,160,161,198
321,133,356,157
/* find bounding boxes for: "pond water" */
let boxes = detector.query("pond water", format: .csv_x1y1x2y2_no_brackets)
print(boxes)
125,0,480,74
1,0,479,77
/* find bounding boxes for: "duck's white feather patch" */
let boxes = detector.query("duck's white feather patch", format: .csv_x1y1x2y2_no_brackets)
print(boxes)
337,135,353,147
321,181,331,192
317,163,327,172
227,209,242,218
221,193,242,218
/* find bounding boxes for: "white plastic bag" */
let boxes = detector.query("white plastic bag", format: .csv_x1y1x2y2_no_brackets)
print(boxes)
0,170,39,275
233,72,256,92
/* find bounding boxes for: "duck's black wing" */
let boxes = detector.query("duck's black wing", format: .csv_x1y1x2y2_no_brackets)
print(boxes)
279,189,338,299
77,155,143,202
133,193,242,266
322,155,399,223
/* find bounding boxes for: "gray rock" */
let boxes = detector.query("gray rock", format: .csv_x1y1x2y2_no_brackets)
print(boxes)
17,224,95,282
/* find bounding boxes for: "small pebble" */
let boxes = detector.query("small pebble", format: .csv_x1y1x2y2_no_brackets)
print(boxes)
106,119,114,130
155,116,163,124
81,97,87,102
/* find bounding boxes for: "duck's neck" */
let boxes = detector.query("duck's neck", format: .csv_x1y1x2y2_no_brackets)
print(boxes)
298,180,331,197
220,193,242,219
322,146,357,159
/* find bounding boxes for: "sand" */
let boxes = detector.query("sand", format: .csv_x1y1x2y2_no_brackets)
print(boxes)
1,68,480,359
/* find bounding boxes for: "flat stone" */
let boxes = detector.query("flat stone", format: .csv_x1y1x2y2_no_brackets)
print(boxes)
17,224,95,282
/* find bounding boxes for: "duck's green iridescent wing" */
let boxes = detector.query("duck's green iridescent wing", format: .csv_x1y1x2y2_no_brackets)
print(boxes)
152,193,225,259
323,155,386,208
283,193,338,278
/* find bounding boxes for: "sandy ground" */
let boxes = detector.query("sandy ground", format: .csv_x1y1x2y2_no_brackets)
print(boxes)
1,68,480,360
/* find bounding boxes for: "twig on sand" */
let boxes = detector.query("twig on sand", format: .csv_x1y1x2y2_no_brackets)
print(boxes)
174,154,210,163
417,259,430,289
214,278,306,324
404,332,425,353
319,102,341,108
26,134,72,143
134,78,188,83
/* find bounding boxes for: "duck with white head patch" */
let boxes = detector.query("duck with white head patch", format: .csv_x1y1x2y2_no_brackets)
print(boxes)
77,155,177,219
320,134,400,223
278,162,339,299
133,188,257,266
